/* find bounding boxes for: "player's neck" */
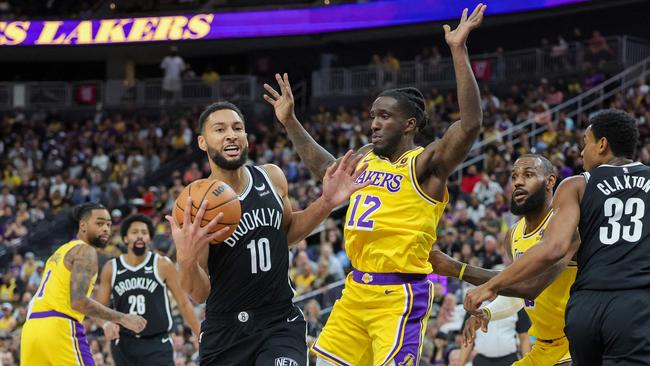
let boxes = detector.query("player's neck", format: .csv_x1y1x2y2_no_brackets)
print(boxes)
124,251,149,267
524,204,552,235
208,165,249,196
602,156,633,167
386,141,417,162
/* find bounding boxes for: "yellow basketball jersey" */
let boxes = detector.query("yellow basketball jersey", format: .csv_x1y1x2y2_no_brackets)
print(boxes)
29,240,97,322
344,147,447,274
511,211,577,340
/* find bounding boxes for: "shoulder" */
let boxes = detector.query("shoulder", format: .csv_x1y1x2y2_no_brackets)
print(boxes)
156,255,176,277
557,175,586,196
259,164,288,194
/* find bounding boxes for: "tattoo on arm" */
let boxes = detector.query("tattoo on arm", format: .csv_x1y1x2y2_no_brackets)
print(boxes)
70,246,123,322
284,123,335,181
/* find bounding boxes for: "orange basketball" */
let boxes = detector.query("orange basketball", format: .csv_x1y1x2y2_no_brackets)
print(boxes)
172,179,241,244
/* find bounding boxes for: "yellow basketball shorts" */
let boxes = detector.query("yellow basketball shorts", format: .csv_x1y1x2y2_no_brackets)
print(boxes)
312,270,434,366
513,336,571,366
21,310,95,366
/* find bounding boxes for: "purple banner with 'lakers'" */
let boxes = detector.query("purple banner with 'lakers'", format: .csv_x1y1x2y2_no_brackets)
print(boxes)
0,0,589,46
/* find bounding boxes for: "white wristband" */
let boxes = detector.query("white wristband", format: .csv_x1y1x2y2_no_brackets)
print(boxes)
481,296,524,321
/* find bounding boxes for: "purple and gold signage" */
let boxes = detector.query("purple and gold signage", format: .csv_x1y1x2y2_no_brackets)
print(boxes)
0,0,589,46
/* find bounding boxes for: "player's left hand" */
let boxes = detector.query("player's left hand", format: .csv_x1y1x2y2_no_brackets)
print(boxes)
263,73,297,125
444,3,487,48
321,150,371,208
102,321,120,341
464,282,497,314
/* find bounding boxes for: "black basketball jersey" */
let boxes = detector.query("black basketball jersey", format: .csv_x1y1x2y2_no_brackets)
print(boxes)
575,162,650,291
110,252,173,337
206,165,294,314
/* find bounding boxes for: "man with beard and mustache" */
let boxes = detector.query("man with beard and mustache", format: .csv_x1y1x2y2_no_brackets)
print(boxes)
429,155,578,366
21,203,147,366
167,101,369,366
95,214,201,366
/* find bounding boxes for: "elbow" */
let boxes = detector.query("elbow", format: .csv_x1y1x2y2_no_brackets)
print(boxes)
189,292,207,305
70,297,88,312
542,243,566,264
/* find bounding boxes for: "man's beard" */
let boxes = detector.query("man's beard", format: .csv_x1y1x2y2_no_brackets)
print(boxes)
208,146,249,170
510,186,547,215
372,133,401,159
132,244,147,256
89,236,108,249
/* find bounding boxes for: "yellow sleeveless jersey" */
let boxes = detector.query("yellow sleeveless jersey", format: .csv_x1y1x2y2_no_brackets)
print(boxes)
344,147,447,274
30,240,97,322
511,211,577,340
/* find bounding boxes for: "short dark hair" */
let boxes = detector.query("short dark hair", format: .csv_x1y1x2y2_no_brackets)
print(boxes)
589,109,639,159
120,214,154,240
378,87,429,132
198,101,245,133
517,154,555,176
72,203,106,223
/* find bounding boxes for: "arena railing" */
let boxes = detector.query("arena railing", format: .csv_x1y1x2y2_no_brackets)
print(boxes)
311,35,650,98
0,75,257,110
453,55,650,180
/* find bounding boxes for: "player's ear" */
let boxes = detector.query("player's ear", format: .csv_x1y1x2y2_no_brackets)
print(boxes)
546,174,557,190
404,117,417,134
598,136,609,155
197,135,207,152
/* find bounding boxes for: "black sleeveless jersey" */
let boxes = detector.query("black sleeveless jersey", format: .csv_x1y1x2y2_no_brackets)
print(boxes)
575,162,650,291
110,252,172,336
206,165,294,314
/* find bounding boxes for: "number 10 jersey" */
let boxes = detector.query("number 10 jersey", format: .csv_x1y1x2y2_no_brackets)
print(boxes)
577,162,650,291
344,147,448,274
206,165,293,314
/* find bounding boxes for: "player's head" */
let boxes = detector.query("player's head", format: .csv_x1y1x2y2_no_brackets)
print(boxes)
371,87,428,158
198,101,249,171
582,109,639,171
73,203,111,249
120,214,154,257
510,154,556,216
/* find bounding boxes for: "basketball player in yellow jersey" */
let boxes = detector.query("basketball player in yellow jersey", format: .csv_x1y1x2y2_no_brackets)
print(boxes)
21,203,147,366
264,4,486,365
429,155,578,366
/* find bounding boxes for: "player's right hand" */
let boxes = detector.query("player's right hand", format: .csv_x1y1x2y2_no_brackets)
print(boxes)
166,197,229,265
462,314,489,346
428,249,461,277
263,73,296,125
102,321,120,341
118,314,147,334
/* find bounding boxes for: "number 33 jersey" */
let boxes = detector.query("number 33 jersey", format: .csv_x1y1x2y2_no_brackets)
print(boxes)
344,147,447,274
577,162,650,291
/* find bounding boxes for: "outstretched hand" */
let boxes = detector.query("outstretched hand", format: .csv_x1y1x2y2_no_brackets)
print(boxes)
263,73,296,125
165,197,230,265
464,282,498,314
444,3,487,48
321,150,371,208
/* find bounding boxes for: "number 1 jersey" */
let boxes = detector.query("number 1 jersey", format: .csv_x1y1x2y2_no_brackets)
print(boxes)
344,147,448,274
577,162,650,291
206,165,293,314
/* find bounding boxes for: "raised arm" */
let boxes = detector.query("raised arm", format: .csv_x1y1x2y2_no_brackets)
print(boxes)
264,73,372,180
415,4,486,182
158,256,201,339
263,150,370,245
165,197,229,304
68,244,146,333
464,176,584,312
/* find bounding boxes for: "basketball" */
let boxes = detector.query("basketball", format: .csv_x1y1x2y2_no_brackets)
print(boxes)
172,179,241,244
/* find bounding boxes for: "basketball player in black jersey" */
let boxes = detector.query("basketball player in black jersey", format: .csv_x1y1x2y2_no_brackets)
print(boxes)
465,109,650,365
165,101,369,366
96,214,201,366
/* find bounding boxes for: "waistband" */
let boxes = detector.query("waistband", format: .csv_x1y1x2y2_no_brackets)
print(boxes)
28,310,78,322
205,301,294,323
120,331,168,340
351,269,428,285
537,335,567,344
